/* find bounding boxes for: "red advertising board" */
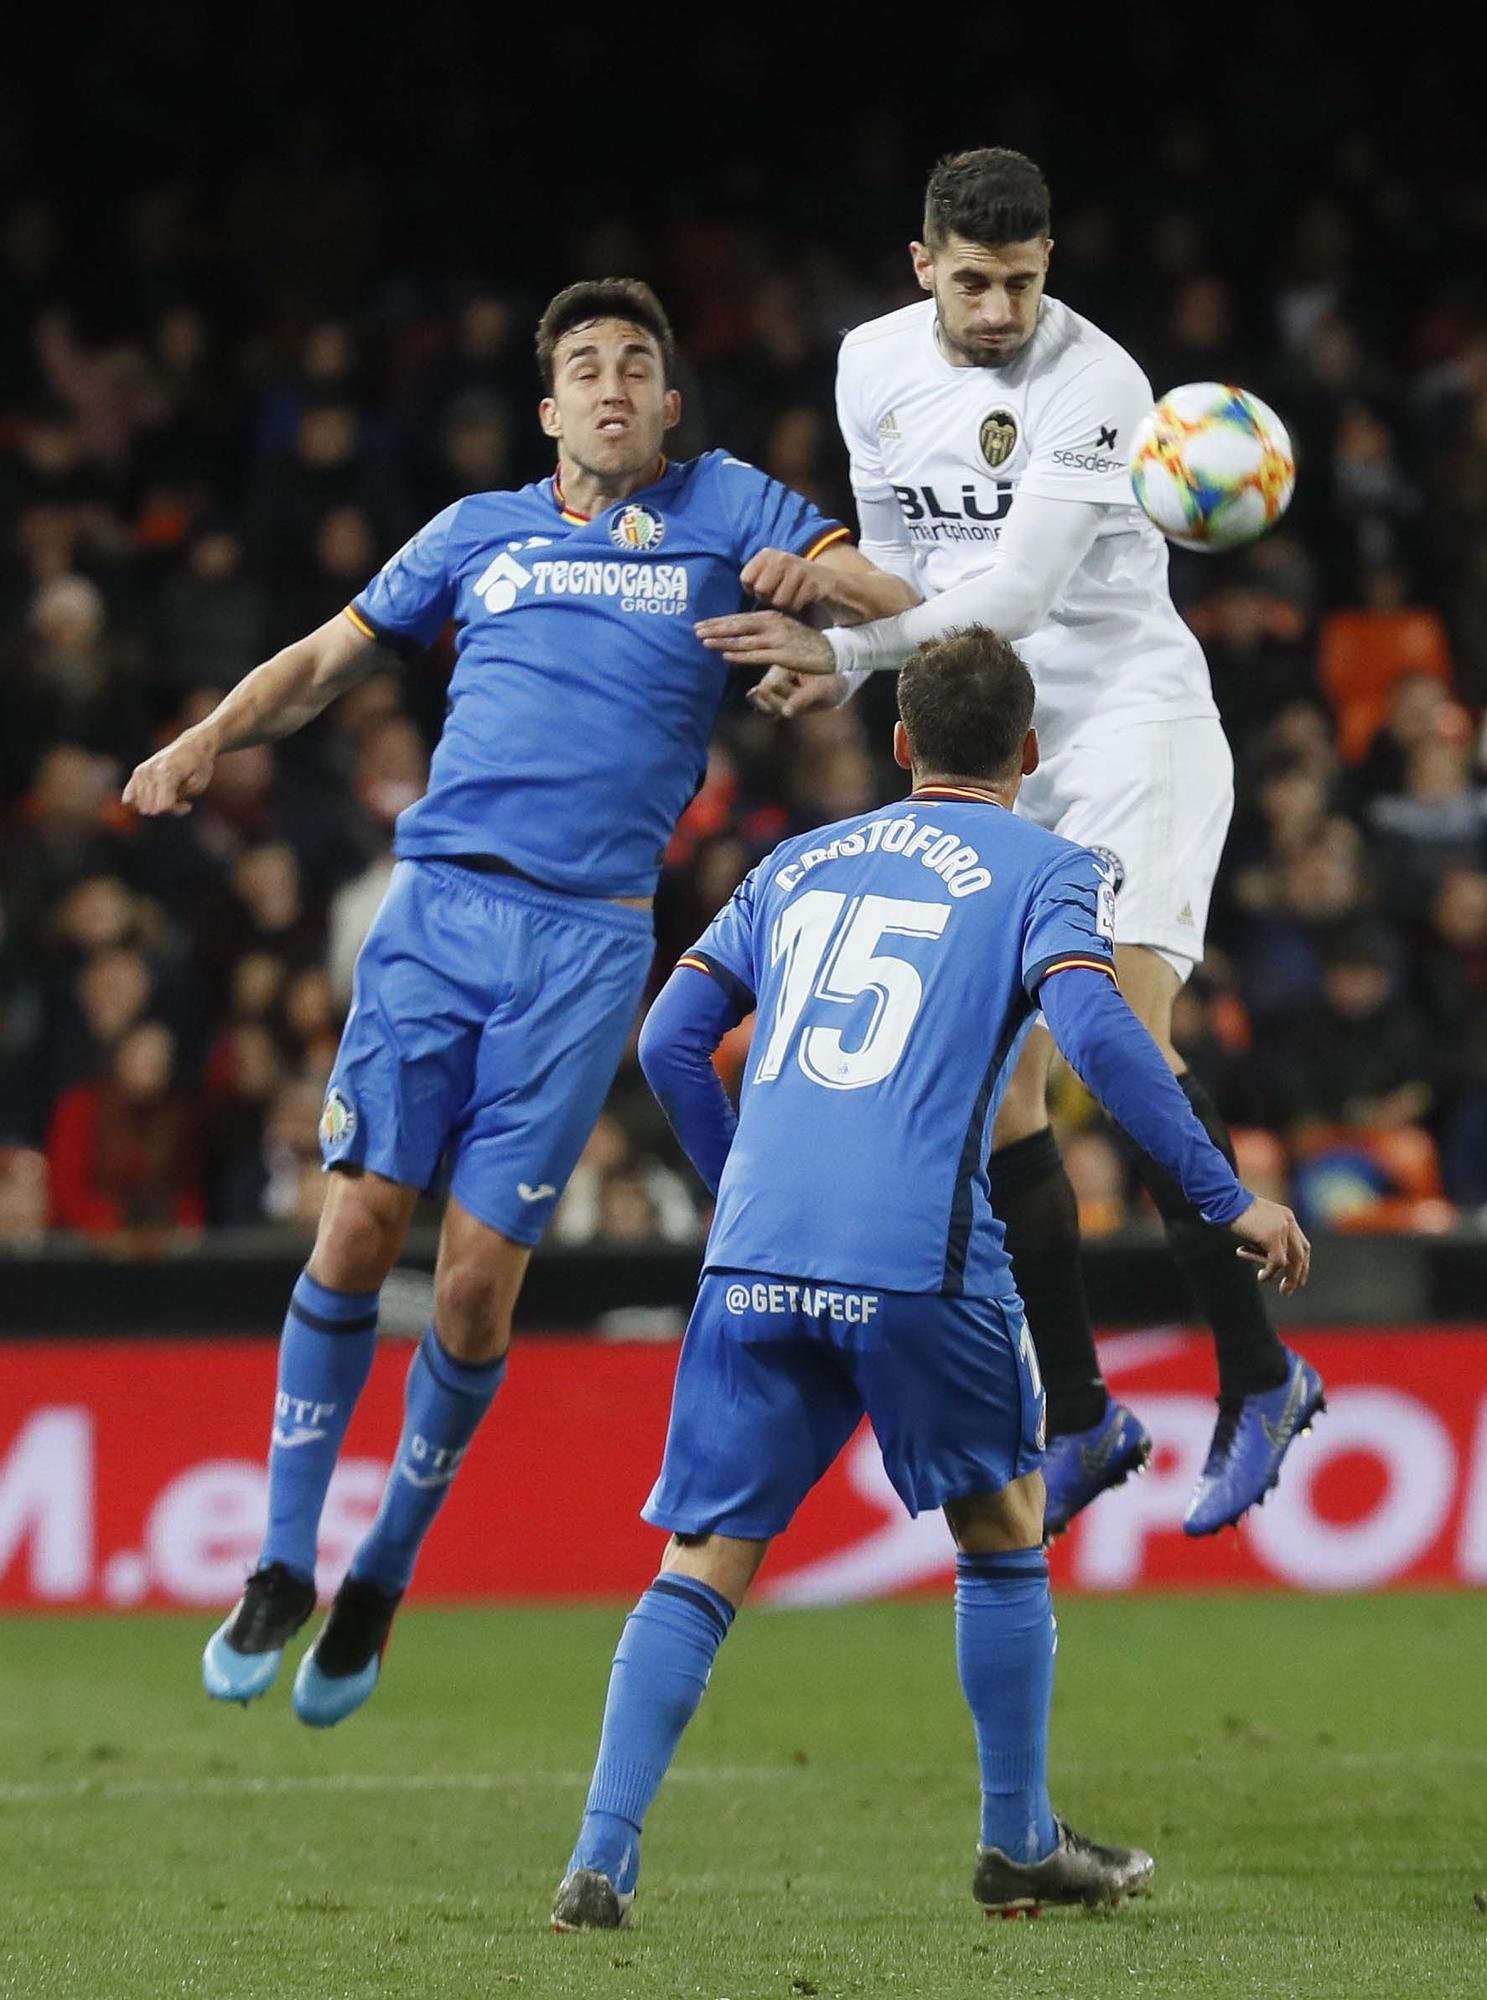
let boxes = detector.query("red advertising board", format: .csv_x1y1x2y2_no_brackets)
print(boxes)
2,1329,1484,1609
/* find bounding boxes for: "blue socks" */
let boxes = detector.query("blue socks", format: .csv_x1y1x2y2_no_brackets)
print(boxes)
350,1326,506,1597
568,1574,736,1894
260,1271,380,1583
956,1548,1059,1864
564,1553,1051,1898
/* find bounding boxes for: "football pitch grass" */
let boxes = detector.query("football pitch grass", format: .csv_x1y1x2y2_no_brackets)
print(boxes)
2,1595,1483,1998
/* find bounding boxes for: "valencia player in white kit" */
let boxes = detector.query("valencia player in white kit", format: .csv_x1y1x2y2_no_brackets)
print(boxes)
699,150,1324,1537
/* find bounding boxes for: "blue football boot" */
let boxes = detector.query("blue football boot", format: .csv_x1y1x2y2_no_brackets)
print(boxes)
202,1562,316,1705
292,1575,402,1727
1042,1398,1153,1538
1184,1347,1326,1536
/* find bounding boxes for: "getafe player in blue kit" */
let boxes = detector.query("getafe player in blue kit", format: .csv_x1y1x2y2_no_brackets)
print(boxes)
124,279,914,1723
553,631,1309,1928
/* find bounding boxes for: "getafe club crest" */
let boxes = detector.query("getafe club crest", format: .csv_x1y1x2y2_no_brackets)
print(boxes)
320,1088,356,1148
610,503,666,552
979,409,1019,469
1089,845,1125,893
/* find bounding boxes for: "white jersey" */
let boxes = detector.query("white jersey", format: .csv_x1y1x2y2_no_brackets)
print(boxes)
836,295,1217,751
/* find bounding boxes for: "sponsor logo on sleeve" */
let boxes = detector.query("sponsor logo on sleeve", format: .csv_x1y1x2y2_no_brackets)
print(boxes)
1051,426,1124,474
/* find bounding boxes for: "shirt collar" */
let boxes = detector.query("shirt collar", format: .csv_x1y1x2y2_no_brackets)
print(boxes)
552,456,668,525
909,783,1007,808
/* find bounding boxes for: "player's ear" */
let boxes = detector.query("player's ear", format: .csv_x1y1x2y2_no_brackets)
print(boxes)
662,387,682,433
538,397,561,440
892,720,913,771
1042,237,1054,273
1021,728,1040,777
909,241,934,293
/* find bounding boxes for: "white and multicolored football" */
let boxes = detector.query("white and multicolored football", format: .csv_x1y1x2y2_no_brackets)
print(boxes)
1130,382,1295,551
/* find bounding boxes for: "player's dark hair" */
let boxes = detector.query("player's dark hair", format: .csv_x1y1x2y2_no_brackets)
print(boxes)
535,279,677,389
923,148,1051,249
897,629,1035,780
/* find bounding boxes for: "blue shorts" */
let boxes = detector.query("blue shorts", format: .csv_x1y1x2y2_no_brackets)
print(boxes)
321,859,653,1243
644,1272,1046,1539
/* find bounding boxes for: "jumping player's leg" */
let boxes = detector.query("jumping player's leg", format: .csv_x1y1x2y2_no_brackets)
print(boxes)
291,1196,529,1725
203,864,505,1706
293,876,654,1725
342,1197,529,1592
1113,942,1288,1400
990,1035,1151,1535
1047,716,1323,1532
200,1166,420,1705
264,1168,420,1578
990,1029,1104,1435
1114,941,1323,1534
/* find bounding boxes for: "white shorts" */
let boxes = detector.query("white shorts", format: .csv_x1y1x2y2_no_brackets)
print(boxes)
1015,713,1234,980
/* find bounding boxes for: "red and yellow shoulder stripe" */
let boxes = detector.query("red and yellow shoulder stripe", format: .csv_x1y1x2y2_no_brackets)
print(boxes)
804,524,852,561
677,955,714,977
343,604,377,641
1042,956,1118,983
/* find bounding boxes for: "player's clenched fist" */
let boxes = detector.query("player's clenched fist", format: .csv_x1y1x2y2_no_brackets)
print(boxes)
122,725,220,818
740,547,831,616
747,665,854,720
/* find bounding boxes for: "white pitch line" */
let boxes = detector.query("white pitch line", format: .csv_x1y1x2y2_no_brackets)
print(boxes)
2,1744,1482,1810
0,1766,784,1808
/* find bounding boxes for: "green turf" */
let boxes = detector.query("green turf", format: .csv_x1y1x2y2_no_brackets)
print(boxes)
2,1595,1484,1998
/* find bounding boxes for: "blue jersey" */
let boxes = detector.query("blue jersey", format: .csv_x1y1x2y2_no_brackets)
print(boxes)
346,453,846,899
684,787,1119,1299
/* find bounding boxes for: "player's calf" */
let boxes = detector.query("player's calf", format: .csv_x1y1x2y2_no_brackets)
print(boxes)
556,1560,748,1929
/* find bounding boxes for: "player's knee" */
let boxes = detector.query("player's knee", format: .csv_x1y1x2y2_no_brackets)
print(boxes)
945,1471,1046,1554
310,1181,404,1292
432,1256,513,1364
662,1530,768,1608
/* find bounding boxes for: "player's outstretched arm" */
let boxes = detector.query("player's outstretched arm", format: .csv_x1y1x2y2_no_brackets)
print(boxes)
123,613,380,817
1040,965,1310,1295
700,492,1104,682
740,543,920,721
637,963,748,1196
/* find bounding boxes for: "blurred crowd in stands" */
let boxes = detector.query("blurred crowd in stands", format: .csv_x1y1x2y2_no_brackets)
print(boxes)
2,41,1485,1251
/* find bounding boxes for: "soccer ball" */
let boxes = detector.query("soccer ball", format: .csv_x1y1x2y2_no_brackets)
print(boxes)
1130,382,1295,552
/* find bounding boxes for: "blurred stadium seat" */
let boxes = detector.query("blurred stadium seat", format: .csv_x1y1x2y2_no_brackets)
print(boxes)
1318,609,1454,763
